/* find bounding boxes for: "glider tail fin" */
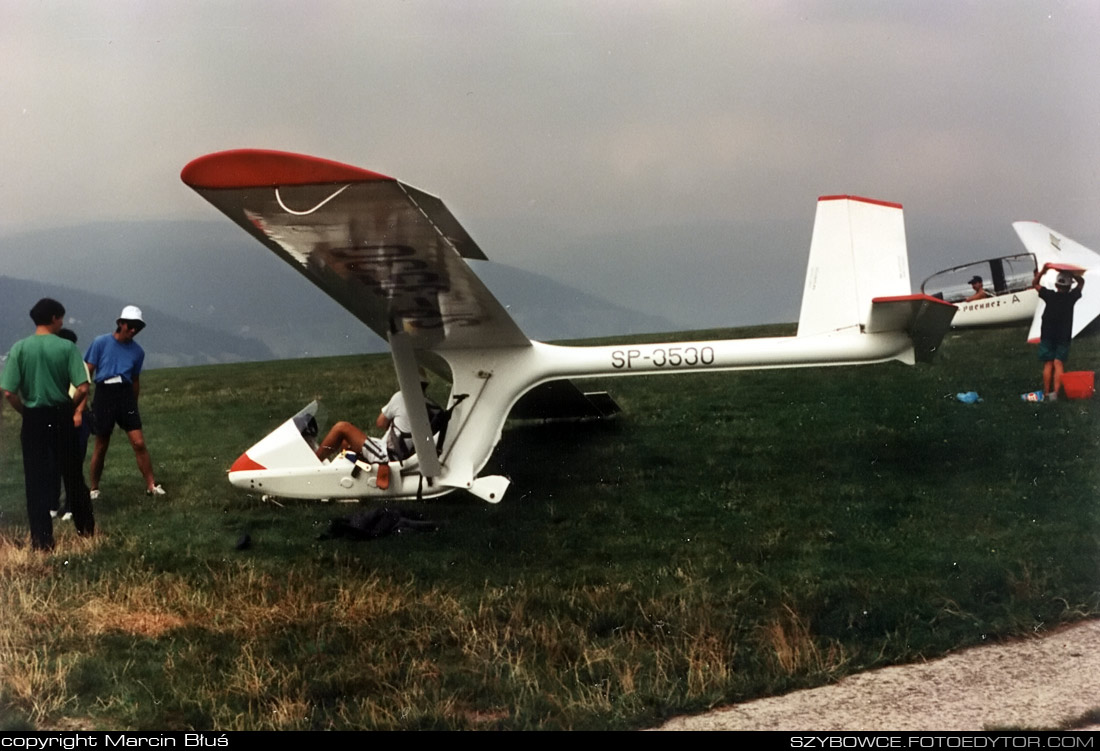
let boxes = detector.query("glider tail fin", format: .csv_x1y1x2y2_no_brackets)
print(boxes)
796,195,955,362
797,195,912,337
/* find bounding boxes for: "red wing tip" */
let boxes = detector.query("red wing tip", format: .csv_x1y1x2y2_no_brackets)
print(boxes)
181,149,393,189
1027,337,1040,344
818,195,903,210
872,294,956,307
229,453,266,473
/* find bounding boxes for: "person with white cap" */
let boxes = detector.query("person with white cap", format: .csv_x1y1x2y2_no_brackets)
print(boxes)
1031,263,1085,400
84,305,165,497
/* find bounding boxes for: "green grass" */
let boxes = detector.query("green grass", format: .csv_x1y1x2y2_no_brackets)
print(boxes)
1,325,1098,729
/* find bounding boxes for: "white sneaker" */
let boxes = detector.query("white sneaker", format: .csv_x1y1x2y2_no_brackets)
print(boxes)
89,489,100,500
146,484,166,496
61,512,72,521
49,509,58,519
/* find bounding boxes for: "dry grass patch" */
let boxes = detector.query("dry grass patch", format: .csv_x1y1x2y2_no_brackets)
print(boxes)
0,530,102,574
761,604,848,676
684,631,735,695
86,607,186,638
0,633,78,726
78,572,192,637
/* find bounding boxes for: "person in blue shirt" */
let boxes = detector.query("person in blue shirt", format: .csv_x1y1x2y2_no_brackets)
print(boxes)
84,305,165,498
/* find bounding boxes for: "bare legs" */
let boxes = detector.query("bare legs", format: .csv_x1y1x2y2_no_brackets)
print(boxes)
315,421,368,462
90,428,159,492
1042,359,1065,398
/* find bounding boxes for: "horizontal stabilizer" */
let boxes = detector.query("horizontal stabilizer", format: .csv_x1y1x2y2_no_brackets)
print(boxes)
867,294,957,363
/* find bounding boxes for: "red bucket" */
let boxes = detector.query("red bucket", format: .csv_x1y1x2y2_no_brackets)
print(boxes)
1062,371,1095,400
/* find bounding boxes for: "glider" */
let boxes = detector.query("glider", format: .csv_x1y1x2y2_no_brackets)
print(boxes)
920,222,1100,342
181,150,955,503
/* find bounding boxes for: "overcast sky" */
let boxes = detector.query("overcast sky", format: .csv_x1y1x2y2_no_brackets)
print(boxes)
1,1,1097,328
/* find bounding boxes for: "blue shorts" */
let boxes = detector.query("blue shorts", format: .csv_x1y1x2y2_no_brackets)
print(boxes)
1038,339,1070,363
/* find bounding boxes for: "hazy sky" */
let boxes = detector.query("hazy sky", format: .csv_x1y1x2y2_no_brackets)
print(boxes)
2,1,1097,327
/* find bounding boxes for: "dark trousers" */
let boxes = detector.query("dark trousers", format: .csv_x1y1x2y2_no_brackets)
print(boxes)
20,406,95,550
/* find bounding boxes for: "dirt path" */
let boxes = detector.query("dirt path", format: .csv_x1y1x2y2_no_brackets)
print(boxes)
656,619,1100,731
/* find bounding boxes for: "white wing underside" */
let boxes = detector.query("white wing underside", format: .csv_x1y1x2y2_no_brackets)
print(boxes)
1014,222,1100,342
183,150,529,352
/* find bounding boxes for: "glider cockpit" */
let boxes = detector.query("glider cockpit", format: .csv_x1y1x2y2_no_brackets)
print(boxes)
922,253,1038,304
920,252,1040,328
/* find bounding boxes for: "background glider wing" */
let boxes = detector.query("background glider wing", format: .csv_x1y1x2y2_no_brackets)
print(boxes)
181,149,530,351
1013,222,1100,342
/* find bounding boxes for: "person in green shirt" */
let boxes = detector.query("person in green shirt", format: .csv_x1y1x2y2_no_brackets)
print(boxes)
1,298,95,551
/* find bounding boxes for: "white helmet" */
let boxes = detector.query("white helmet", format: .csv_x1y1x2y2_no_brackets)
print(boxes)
119,305,144,323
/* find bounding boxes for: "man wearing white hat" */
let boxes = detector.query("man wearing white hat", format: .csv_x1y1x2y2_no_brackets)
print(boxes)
85,305,165,497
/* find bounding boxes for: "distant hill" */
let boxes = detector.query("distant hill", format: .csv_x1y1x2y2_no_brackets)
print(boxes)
0,221,678,365
0,277,275,369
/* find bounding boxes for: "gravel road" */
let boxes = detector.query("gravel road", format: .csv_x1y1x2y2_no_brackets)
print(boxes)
656,619,1099,731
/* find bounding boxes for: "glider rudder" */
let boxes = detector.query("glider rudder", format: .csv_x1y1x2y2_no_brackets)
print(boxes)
797,196,911,338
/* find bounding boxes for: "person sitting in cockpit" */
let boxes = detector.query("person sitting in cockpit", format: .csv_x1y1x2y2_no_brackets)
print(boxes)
314,374,440,465
965,275,992,301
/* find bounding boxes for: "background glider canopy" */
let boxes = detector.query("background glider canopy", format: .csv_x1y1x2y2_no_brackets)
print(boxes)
181,149,529,350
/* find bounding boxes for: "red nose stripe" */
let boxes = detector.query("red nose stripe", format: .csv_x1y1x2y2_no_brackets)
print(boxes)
230,453,266,472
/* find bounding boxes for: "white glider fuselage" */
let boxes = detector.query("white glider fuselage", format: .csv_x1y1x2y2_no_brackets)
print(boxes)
225,329,918,503
951,288,1039,328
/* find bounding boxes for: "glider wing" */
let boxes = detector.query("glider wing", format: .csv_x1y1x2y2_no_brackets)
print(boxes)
1014,222,1100,342
181,149,530,351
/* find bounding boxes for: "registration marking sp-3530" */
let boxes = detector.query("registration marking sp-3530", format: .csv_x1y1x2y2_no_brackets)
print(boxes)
611,345,716,370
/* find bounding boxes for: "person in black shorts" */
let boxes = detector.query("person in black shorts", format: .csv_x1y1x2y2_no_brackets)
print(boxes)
1032,263,1085,401
85,306,165,497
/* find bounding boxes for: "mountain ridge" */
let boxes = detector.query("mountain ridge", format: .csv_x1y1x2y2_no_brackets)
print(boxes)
0,221,679,365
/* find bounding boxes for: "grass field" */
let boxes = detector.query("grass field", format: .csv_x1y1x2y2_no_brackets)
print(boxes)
1,324,1098,730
